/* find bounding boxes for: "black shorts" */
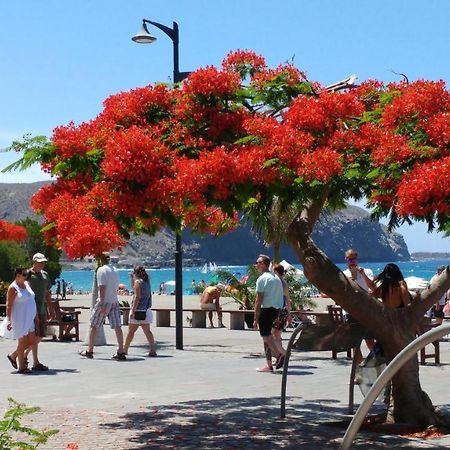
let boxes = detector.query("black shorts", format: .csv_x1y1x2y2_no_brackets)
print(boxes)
432,305,445,318
258,307,279,337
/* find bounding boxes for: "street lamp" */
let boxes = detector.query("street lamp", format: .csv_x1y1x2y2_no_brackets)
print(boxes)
132,19,190,350
132,20,190,83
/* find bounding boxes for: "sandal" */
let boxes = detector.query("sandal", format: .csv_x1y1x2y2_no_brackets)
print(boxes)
17,368,33,375
148,352,157,357
275,354,285,370
112,352,126,361
32,363,49,371
79,350,94,359
7,354,17,370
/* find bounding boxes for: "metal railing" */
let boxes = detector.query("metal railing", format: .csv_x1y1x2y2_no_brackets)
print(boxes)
340,323,450,450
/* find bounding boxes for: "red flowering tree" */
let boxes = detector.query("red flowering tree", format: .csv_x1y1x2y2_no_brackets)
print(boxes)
7,50,450,426
0,220,27,241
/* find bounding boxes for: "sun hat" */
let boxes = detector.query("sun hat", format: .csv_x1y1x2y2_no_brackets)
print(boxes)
32,252,48,262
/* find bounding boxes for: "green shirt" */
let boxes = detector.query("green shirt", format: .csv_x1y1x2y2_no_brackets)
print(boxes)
28,269,51,315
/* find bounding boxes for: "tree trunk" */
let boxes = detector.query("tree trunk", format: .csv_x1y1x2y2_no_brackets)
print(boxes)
286,211,450,427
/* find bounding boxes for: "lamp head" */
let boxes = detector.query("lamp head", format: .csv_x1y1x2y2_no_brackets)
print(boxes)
132,21,157,44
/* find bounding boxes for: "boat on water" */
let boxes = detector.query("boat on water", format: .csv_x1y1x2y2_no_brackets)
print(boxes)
201,262,218,274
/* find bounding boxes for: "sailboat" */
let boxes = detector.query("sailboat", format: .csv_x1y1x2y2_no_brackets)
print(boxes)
200,262,218,274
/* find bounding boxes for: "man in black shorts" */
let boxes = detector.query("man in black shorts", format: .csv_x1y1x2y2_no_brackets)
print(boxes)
253,254,286,372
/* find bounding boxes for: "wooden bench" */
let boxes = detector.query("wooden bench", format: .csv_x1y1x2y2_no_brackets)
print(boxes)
46,300,81,341
417,319,441,365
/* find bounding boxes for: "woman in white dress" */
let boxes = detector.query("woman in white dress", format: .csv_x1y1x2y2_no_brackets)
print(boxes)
0,267,38,374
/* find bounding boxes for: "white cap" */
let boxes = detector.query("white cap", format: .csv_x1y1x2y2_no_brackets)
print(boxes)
216,283,226,290
32,252,48,262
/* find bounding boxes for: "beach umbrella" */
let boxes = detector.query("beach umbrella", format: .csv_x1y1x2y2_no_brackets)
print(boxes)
404,276,428,291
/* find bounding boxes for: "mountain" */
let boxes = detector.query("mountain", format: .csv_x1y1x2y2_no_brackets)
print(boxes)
0,182,410,265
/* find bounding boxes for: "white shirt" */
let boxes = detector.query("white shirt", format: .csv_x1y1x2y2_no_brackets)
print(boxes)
430,274,447,305
343,268,374,292
97,263,119,304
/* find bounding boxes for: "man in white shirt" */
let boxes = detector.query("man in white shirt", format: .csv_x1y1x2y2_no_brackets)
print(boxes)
342,248,375,352
429,266,448,325
80,253,126,360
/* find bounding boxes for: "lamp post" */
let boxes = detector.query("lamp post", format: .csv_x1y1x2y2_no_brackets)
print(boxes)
132,19,189,350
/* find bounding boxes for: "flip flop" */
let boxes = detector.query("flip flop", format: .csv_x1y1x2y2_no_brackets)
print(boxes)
7,354,17,370
17,368,32,374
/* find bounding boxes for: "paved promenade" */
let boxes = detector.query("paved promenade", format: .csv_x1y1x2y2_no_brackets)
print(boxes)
1,297,450,449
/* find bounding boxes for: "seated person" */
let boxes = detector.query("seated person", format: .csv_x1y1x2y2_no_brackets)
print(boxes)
200,283,225,328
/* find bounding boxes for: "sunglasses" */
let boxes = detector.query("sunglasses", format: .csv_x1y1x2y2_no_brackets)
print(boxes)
20,272,28,277
255,261,264,265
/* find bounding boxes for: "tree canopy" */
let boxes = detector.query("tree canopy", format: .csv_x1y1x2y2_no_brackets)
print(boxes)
6,50,450,258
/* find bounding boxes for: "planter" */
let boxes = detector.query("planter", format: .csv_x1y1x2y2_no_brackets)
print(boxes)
244,312,254,329
121,307,130,326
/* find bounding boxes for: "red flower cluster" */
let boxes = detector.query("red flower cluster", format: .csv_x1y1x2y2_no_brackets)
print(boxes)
396,156,450,216
222,49,267,76
184,66,240,99
0,220,27,241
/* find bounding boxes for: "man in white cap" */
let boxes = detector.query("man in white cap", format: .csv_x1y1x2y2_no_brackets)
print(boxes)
200,283,225,328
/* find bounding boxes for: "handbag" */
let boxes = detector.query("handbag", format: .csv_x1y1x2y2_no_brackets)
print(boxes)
134,310,147,321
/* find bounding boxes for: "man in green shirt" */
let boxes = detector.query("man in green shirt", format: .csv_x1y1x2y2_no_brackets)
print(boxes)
27,253,52,371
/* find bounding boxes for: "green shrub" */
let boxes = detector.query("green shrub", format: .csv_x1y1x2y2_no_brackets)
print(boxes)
0,398,58,449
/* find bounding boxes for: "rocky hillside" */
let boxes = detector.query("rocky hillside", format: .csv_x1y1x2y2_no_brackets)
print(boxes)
0,182,410,265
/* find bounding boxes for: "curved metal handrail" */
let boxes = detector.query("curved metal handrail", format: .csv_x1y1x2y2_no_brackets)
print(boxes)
340,323,450,450
280,321,308,418
280,320,360,418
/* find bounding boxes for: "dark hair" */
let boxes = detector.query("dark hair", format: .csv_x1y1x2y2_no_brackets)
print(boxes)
258,254,271,267
273,264,285,276
134,265,149,282
373,263,405,299
14,267,28,276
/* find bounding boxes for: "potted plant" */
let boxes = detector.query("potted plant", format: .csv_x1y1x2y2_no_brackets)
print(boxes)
216,264,317,328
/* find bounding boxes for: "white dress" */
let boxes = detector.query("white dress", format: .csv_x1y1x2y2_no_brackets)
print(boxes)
0,281,37,340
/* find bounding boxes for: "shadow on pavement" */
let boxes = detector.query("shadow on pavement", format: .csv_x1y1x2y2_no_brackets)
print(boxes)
99,396,443,449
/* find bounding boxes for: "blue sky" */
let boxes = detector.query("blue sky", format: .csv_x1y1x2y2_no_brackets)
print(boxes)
0,0,449,253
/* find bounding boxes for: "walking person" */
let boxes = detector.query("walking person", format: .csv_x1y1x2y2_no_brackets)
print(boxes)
124,266,157,357
0,267,39,374
253,254,286,372
272,264,292,354
55,280,61,300
80,253,126,360
18,253,51,371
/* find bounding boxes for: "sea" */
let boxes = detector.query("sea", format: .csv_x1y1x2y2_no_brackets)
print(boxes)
60,259,449,295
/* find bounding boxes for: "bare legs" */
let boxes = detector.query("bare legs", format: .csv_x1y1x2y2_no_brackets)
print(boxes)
207,308,224,328
124,323,156,356
262,334,285,368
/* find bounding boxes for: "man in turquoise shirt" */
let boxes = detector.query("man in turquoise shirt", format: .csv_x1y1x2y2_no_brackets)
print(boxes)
253,254,286,372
